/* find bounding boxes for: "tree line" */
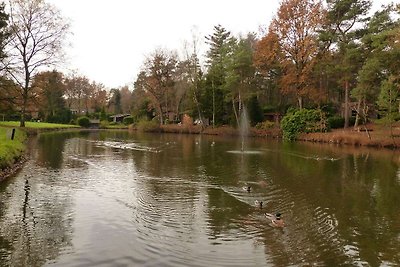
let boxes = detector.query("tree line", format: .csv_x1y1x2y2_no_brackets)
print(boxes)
133,0,400,129
0,0,399,129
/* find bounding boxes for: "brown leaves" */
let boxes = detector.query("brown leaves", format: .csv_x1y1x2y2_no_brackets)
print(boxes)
254,0,325,108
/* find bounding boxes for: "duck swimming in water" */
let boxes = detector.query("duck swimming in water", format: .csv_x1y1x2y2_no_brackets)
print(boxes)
265,212,285,228
254,200,263,209
242,186,251,193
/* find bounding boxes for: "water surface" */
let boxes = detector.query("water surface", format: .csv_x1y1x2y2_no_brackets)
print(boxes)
0,131,399,266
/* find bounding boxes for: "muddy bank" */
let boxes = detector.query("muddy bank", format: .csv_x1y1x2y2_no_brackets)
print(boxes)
0,156,27,182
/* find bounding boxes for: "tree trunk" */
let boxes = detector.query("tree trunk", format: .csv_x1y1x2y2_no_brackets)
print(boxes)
165,88,168,124
20,97,26,127
298,96,303,110
362,99,371,140
354,99,361,129
20,82,29,127
212,80,215,128
158,104,164,125
192,82,203,129
344,80,349,128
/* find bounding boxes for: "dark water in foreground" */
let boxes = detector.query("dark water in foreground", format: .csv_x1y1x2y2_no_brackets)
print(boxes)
0,131,399,266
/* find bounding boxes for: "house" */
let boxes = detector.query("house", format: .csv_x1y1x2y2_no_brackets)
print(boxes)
89,119,100,128
109,114,131,123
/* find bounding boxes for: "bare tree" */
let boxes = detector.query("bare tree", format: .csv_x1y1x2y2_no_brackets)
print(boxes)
2,0,69,126
182,28,204,127
134,49,177,125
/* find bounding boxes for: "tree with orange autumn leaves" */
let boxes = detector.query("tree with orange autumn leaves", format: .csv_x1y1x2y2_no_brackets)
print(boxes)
255,0,325,110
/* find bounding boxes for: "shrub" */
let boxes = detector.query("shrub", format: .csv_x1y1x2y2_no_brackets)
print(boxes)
123,116,134,125
77,116,90,128
248,96,264,126
328,116,357,129
255,121,275,130
137,120,160,132
327,116,344,129
100,120,109,128
281,109,327,141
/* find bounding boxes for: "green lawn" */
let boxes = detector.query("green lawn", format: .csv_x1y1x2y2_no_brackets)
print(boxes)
0,121,80,129
0,127,26,170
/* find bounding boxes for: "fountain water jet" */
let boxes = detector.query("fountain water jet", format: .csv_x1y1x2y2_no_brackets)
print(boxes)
240,106,250,152
226,107,262,155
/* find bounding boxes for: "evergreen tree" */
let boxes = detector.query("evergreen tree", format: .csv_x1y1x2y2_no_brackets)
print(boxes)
323,0,372,128
224,34,258,126
204,25,234,126
352,4,400,126
109,89,122,114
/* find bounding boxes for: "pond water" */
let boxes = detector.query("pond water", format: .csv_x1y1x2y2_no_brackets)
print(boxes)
0,131,399,266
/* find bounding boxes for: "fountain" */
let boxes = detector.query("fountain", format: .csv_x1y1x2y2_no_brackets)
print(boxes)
227,106,262,155
240,106,250,152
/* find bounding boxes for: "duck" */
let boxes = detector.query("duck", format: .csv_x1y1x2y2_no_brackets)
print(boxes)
254,200,263,209
265,212,285,228
242,186,251,193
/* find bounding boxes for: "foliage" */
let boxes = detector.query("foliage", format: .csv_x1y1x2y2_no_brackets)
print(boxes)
255,121,275,130
64,74,108,115
0,2,397,135
247,96,264,126
203,25,234,126
322,0,372,127
46,108,72,124
377,77,400,123
32,70,71,123
99,120,109,129
77,116,90,128
134,49,177,125
136,119,160,132
108,88,122,114
281,109,327,140
327,116,345,129
123,116,134,125
258,0,325,109
3,0,70,127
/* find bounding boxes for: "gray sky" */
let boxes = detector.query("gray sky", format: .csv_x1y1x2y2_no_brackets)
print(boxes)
49,0,394,89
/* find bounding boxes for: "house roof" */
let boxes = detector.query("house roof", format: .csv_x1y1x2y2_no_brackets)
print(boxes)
109,114,131,118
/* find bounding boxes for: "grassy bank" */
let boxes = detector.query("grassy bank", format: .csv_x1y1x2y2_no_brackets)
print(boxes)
0,121,80,129
0,127,26,171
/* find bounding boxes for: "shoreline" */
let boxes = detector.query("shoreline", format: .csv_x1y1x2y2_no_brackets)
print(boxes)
297,126,400,149
0,127,28,182
0,155,27,183
157,124,400,149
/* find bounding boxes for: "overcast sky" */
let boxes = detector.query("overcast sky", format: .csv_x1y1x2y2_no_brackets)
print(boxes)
49,0,394,89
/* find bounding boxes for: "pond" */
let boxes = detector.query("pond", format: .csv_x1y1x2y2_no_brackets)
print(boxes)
0,130,399,266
